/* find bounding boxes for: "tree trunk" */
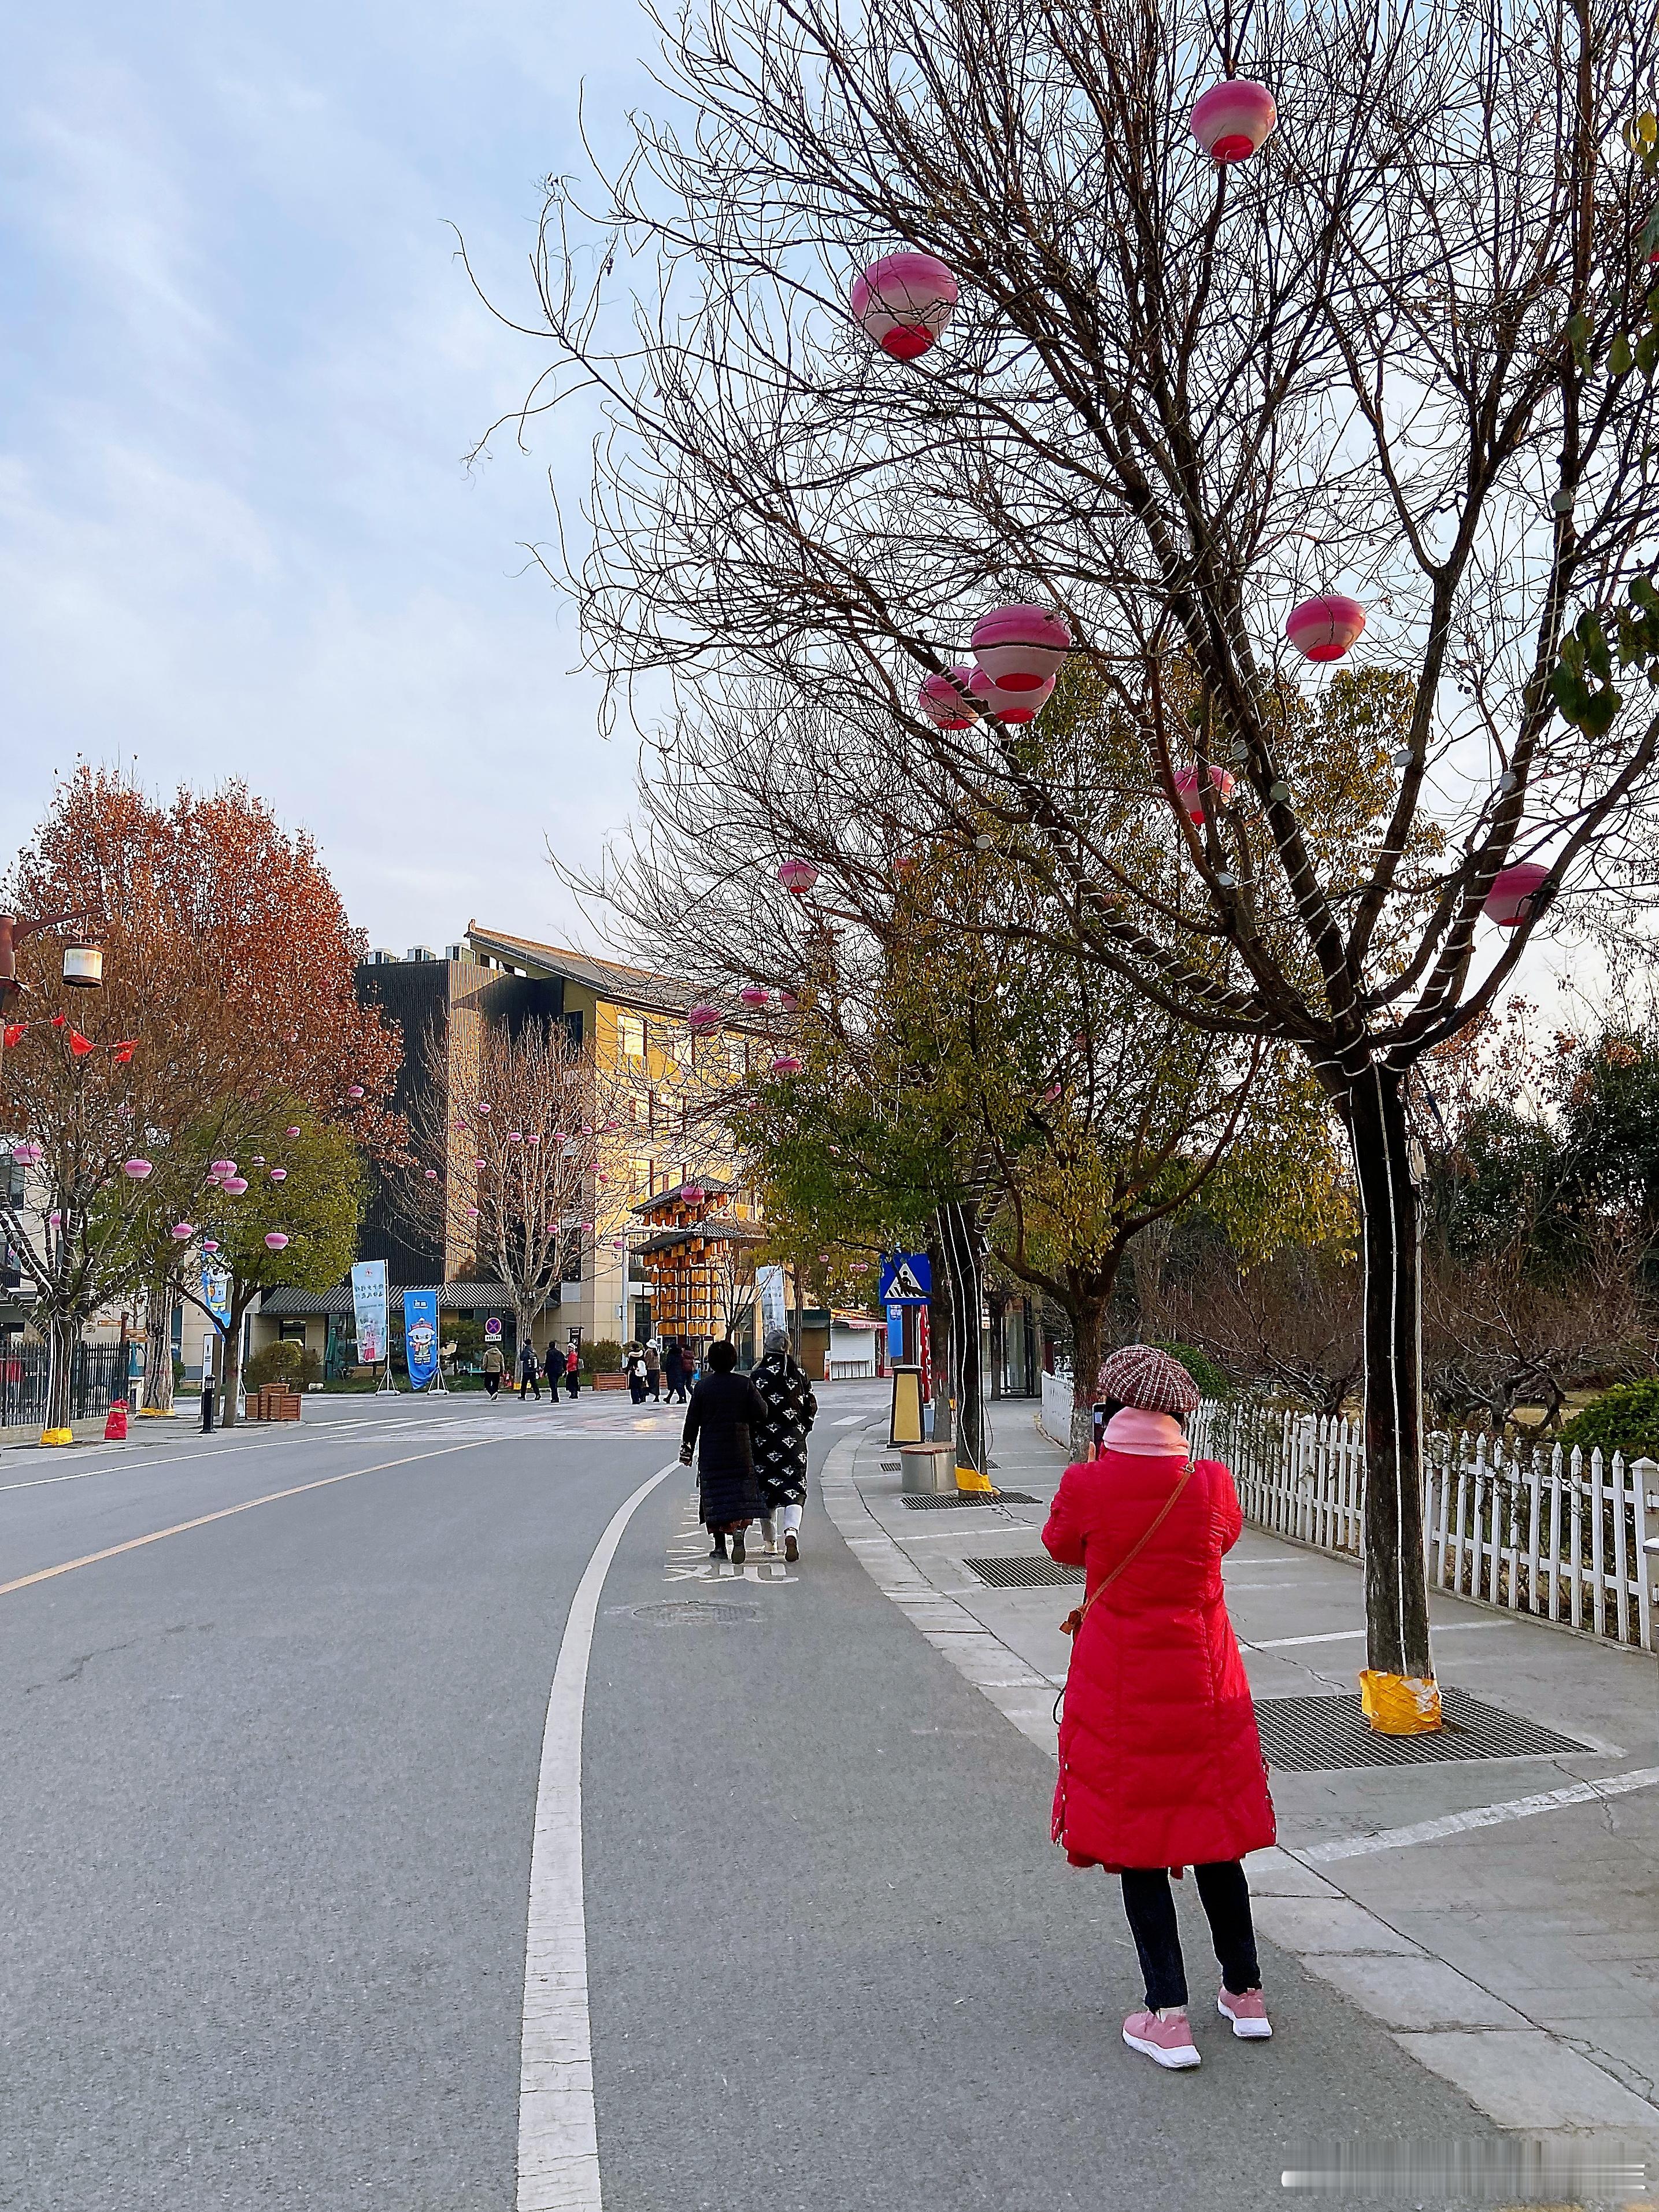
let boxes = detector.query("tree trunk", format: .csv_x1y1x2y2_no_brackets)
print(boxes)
45,1310,79,1433
219,1311,246,1428
935,1200,987,1478
1346,1062,1434,1681
790,1264,804,1363
1067,1289,1113,1462
144,1274,177,1414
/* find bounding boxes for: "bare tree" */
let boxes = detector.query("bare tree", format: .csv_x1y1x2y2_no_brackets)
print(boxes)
395,1020,629,1353
480,0,1659,1687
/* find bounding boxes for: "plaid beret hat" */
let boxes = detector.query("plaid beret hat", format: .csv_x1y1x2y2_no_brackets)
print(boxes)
1097,1342,1201,1414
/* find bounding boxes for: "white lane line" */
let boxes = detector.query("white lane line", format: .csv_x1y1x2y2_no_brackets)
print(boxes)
833,1414,869,1426
1245,1622,1513,1651
0,1431,305,1495
519,1458,677,2212
1298,1766,1659,1864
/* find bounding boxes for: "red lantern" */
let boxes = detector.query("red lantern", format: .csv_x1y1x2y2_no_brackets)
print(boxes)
1190,79,1277,163
688,1003,721,1034
849,251,958,360
970,668,1056,726
739,985,770,1009
970,604,1071,691
265,1231,290,1251
1286,594,1367,661
919,667,979,729
1483,861,1549,927
1172,764,1236,822
683,1183,706,1204
777,858,819,896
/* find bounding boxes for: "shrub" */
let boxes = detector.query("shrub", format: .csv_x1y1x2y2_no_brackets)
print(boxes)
1557,1379,1659,1464
583,1336,625,1374
1156,1340,1233,1401
245,1340,303,1390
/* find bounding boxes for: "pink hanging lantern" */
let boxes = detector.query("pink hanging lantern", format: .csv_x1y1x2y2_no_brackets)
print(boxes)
210,1160,237,1178
202,1240,219,1254
1190,79,1277,163
969,668,1056,726
777,857,819,896
779,990,801,1012
286,1126,301,1138
682,1183,706,1203
122,1158,153,1179
771,1053,803,1075
1040,1082,1062,1105
739,986,770,1009
919,667,980,730
527,1133,540,1145
223,1177,249,1195
1172,764,1237,822
1483,861,1550,927
477,1102,491,1115
10,1141,42,1165
250,1156,265,1166
424,1167,439,1180
171,1221,194,1240
265,1231,290,1251
48,1211,60,1228
849,250,958,360
268,1168,287,1183
688,1003,721,1034
970,604,1072,691
508,1131,524,1144
474,1157,487,1170
465,1205,478,1219
346,1085,365,1100
1286,594,1367,662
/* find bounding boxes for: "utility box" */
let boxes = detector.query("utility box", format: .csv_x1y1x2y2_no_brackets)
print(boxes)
889,1363,924,1447
900,1442,955,1494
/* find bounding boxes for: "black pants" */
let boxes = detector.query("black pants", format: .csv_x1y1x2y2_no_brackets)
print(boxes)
520,1375,539,1399
1119,1861,1261,2011
485,1373,499,1398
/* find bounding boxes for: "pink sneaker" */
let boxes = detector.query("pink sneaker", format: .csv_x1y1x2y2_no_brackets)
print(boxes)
1217,1985,1272,2039
1122,2008,1201,2069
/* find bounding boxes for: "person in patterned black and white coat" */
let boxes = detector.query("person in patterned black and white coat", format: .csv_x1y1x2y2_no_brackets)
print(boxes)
750,1329,817,1562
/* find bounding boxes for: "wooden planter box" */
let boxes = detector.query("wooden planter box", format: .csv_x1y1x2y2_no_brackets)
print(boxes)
252,1386,302,1422
591,1371,627,1392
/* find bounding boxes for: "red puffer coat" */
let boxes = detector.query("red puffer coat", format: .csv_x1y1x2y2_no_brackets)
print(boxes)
1043,1449,1275,1871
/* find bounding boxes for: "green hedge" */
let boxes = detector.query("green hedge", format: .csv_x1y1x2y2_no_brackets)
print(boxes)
1156,1341,1233,1401
1557,1379,1659,1463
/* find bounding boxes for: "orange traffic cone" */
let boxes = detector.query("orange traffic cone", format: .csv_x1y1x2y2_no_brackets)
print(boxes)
104,1399,128,1441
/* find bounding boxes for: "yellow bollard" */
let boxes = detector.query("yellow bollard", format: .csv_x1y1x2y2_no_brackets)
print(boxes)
39,1426,75,1446
955,1464,995,1494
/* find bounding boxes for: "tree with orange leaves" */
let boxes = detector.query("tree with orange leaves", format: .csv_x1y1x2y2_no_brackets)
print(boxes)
1,771,400,1429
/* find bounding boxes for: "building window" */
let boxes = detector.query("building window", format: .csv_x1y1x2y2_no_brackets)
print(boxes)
727,1038,746,1074
617,1012,645,1060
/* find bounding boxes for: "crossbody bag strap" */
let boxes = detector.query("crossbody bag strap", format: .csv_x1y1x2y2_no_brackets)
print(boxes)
1060,1462,1194,1638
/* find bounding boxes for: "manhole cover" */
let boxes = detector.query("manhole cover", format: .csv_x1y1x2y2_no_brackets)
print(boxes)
1255,1685,1589,1772
620,1600,764,1626
961,1555,1083,1587
902,1490,1040,1510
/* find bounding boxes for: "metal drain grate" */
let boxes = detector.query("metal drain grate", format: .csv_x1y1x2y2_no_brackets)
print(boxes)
902,1490,1039,1510
1256,1685,1588,1772
962,1555,1084,1588
880,1459,901,1471
619,1600,763,1626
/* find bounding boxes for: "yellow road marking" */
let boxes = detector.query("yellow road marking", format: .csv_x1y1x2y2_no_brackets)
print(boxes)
0,1438,498,1599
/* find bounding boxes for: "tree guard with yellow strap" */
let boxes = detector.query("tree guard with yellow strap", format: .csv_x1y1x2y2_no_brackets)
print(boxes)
1359,1669,1442,1736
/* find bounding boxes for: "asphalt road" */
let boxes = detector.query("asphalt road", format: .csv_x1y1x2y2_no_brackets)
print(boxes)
0,1387,1488,2208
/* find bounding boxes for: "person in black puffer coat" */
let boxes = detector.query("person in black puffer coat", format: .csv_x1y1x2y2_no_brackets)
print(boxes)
750,1328,817,1563
680,1340,768,1562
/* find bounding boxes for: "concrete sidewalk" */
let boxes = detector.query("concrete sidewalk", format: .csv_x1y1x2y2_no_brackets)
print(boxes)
824,1406,1659,2141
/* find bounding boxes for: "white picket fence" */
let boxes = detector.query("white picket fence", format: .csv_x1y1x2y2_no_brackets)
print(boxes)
1187,1399,1659,1655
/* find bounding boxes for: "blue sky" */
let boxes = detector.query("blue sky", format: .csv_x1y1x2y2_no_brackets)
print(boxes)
1,0,653,955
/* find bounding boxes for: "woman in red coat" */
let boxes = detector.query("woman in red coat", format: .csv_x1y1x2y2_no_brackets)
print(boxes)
1043,1344,1276,2072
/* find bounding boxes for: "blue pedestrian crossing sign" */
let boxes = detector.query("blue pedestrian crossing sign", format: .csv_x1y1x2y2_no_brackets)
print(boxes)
879,1252,931,1304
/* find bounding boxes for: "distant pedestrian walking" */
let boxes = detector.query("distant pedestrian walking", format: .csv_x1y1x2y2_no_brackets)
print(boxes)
1043,1344,1276,2072
750,1328,816,1563
624,1342,648,1404
645,1337,662,1401
482,1341,505,1399
564,1345,580,1399
544,1339,563,1400
679,1340,766,1563
518,1342,541,1400
662,1339,688,1403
